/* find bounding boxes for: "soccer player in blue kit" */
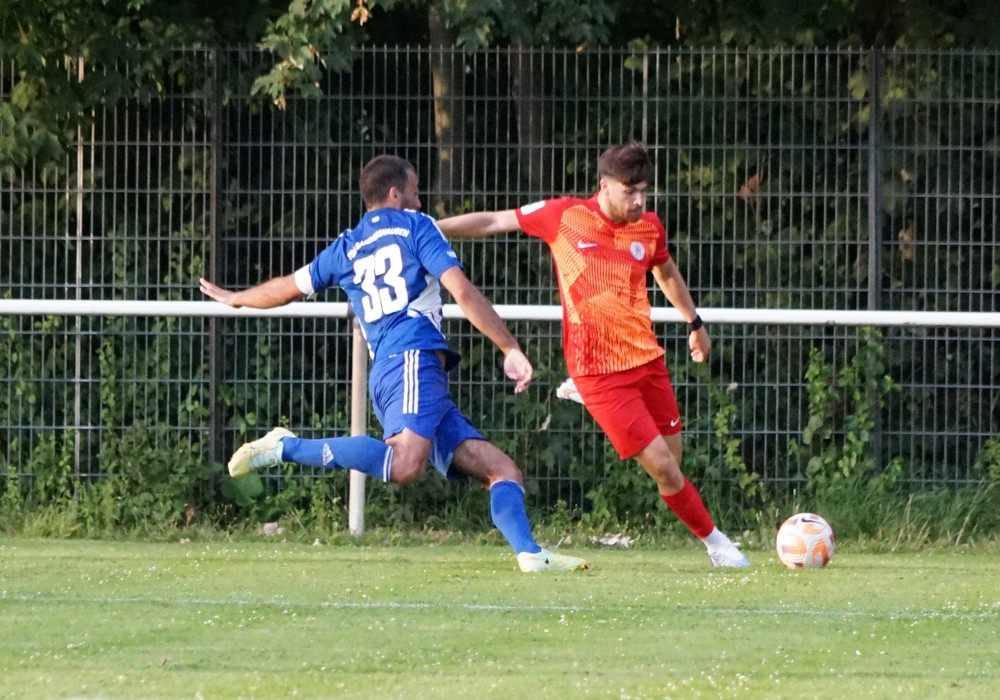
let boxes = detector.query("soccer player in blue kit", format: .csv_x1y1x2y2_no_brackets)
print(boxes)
199,155,587,573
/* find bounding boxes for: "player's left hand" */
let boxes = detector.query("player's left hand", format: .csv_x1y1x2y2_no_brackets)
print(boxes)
503,348,533,393
689,327,711,363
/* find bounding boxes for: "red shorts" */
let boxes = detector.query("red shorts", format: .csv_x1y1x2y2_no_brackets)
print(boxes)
573,359,681,460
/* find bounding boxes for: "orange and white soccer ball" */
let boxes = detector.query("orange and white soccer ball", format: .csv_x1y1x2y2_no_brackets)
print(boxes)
776,512,835,568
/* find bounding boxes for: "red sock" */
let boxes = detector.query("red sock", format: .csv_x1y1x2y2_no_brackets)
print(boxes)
661,478,715,538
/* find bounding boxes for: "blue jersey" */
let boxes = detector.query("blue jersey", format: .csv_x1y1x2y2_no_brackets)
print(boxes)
301,207,463,369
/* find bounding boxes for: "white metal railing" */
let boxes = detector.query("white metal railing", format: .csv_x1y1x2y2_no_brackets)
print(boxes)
3,298,1000,534
4,300,1000,328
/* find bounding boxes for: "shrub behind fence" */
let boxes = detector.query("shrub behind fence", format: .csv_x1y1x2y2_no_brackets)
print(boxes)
2,47,998,516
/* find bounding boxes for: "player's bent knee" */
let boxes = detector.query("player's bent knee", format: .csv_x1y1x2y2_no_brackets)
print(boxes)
491,458,523,483
390,459,427,485
657,476,685,496
639,460,685,493
476,448,522,482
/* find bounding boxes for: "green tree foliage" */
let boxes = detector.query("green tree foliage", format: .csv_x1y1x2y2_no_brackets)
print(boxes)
250,0,364,108
1,1,208,169
609,0,1000,49
5,0,997,168
0,0,324,168
3,2,999,537
420,0,613,48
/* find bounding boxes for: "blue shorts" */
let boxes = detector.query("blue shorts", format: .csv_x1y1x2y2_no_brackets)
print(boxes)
368,349,483,478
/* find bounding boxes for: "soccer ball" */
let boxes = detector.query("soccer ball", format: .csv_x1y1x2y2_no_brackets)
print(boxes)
775,512,835,568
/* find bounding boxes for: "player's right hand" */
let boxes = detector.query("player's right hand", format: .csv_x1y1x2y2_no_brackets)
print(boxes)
199,277,237,306
503,348,533,394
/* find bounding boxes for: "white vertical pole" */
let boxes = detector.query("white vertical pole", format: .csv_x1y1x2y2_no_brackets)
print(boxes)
348,317,368,536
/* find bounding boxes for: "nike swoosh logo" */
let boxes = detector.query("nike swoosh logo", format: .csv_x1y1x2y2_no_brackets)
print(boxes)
670,417,680,427
577,241,598,249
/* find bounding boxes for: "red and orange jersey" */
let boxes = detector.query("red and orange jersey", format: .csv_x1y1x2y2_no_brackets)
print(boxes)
516,195,670,377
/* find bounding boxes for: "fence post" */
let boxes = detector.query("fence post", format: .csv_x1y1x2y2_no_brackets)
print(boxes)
866,46,885,473
73,57,86,479
348,316,368,536
208,46,223,467
866,47,885,311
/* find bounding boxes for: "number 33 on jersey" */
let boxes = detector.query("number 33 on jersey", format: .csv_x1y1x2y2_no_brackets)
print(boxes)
293,209,462,366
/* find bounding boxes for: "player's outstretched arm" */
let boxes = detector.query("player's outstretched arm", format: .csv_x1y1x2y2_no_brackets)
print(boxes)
199,274,303,309
438,266,533,393
437,209,521,239
651,259,711,363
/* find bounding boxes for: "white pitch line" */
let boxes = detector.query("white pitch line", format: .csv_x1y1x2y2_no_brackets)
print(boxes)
5,593,998,621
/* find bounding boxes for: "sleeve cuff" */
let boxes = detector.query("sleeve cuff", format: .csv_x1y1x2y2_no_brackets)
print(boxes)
293,265,315,296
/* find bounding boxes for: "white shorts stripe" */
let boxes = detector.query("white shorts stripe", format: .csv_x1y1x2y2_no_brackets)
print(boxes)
403,349,419,414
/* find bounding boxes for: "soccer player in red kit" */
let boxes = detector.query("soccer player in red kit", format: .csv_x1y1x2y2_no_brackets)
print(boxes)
438,141,749,567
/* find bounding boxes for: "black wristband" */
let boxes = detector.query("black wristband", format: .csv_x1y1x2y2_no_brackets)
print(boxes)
688,314,704,333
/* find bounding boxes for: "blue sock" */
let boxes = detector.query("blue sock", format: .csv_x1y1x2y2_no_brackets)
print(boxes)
489,480,541,555
279,436,393,482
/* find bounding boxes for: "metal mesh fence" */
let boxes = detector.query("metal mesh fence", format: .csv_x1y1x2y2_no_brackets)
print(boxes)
1,47,999,511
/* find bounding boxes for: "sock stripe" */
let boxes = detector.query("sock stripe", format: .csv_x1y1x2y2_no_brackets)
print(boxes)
382,445,393,482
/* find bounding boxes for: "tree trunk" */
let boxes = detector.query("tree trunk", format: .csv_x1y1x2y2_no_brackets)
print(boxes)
510,47,551,196
428,6,466,218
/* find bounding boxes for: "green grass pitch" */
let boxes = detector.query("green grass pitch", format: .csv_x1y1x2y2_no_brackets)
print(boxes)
2,538,998,698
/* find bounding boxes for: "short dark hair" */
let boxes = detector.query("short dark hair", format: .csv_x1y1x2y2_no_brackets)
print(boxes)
359,155,415,207
597,141,653,186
